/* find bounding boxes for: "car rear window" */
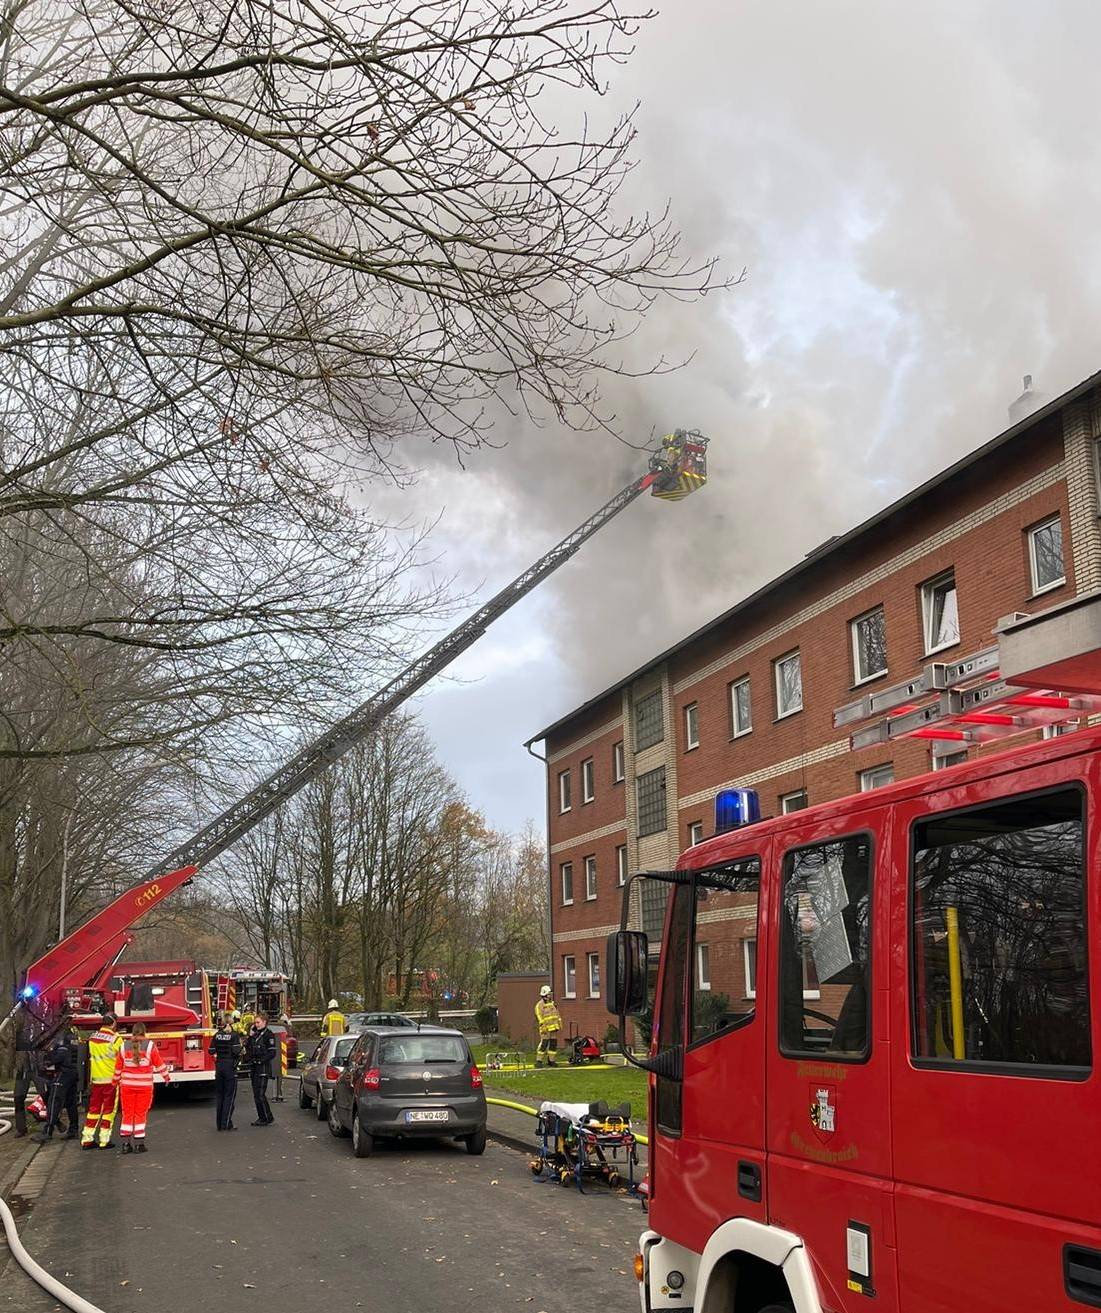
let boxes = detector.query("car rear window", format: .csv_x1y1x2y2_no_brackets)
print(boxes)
333,1037,358,1062
379,1036,467,1065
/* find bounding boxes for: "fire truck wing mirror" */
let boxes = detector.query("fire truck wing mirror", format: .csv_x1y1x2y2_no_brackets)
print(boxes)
606,930,648,1017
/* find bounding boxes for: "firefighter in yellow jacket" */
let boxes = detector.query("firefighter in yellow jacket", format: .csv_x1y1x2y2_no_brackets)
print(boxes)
81,1015,123,1150
534,985,562,1067
320,1000,346,1038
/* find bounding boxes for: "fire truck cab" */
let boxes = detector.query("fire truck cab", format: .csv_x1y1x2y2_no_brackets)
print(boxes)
610,595,1101,1313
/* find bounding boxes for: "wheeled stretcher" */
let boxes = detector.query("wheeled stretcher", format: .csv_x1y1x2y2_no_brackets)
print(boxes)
529,1100,639,1193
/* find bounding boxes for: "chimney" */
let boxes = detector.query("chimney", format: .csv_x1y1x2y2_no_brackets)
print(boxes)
1008,374,1046,424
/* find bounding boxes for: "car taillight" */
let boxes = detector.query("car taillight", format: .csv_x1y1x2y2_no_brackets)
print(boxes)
470,1064,483,1089
362,1067,381,1090
324,1065,341,1081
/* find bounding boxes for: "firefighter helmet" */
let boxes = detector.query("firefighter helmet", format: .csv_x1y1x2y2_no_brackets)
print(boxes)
539,985,552,997
328,999,339,1009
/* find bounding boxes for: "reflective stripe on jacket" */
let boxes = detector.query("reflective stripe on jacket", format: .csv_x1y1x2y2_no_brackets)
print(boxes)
113,1041,168,1088
88,1030,123,1084
320,1010,346,1037
535,1000,561,1035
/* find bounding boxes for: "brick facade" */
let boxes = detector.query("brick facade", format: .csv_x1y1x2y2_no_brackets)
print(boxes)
530,373,1101,1036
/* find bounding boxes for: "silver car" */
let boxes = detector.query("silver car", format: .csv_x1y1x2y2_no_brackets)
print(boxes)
298,1033,360,1121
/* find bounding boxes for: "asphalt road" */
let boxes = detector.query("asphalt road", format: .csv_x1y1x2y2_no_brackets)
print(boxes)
1,1084,645,1313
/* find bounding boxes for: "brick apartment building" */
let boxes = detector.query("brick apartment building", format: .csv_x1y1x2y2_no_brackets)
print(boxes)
526,369,1101,1037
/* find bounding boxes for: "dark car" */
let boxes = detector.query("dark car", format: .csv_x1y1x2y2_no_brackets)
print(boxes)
328,1027,486,1159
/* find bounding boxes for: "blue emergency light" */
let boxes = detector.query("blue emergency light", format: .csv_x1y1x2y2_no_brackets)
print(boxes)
20,984,36,1000
714,788,760,834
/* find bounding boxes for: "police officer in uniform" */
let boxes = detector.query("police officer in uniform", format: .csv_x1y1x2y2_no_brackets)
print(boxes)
34,1024,80,1141
244,1011,276,1126
12,1013,47,1138
208,1012,242,1130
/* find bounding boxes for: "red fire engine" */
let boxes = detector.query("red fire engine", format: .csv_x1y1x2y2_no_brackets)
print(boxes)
609,590,1101,1313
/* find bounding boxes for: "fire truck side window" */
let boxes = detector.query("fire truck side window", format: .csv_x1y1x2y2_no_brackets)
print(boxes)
779,836,872,1060
912,788,1090,1072
691,860,761,1045
655,882,692,1135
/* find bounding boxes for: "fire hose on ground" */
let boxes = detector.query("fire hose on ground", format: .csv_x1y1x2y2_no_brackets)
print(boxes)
0,1090,108,1313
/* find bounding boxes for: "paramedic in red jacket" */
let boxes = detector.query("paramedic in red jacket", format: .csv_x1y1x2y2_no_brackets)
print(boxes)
112,1022,171,1154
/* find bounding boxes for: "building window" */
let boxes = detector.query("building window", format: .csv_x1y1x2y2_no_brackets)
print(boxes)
612,740,625,783
780,835,872,1058
634,688,664,750
1043,721,1079,739
581,757,595,803
774,651,803,719
587,952,601,998
730,676,752,736
743,938,757,998
851,605,887,684
616,843,627,886
688,820,704,846
584,855,597,901
684,702,699,750
860,763,894,791
1028,514,1065,594
696,942,711,991
560,862,574,905
921,570,959,655
636,766,667,837
932,747,968,770
563,955,576,999
912,789,1089,1072
558,769,571,813
780,789,808,813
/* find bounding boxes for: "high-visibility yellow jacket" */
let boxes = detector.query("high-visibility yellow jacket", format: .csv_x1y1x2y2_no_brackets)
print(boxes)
88,1029,123,1084
535,999,562,1036
321,1009,346,1038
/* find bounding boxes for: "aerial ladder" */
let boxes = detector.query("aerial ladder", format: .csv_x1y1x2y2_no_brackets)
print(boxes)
2,431,710,1039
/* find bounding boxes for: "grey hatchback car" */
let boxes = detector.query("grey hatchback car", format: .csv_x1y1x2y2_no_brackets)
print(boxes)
328,1027,487,1158
299,1033,360,1121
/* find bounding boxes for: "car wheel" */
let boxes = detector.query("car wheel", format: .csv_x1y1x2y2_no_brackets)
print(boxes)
298,1082,312,1110
327,1097,348,1138
316,1091,328,1121
464,1126,487,1156
352,1106,374,1158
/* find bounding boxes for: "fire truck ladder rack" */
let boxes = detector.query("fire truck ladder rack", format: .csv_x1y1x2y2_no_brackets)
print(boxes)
834,589,1101,750
4,432,708,1037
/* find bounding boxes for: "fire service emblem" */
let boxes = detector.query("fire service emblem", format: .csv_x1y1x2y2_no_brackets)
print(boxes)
809,1085,836,1140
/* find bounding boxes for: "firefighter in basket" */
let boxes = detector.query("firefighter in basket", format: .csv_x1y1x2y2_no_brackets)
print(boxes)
534,984,562,1067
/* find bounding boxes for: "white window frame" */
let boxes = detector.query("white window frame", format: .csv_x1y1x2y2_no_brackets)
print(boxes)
921,570,960,656
684,702,699,750
1042,721,1079,740
774,651,803,719
859,763,894,792
612,740,625,783
586,952,600,999
584,854,597,901
696,942,711,991
746,936,819,1000
581,756,595,804
688,821,704,846
616,843,627,886
780,789,808,814
850,605,888,684
558,769,571,813
932,747,968,770
560,862,574,906
563,955,576,999
730,676,752,737
1027,514,1066,596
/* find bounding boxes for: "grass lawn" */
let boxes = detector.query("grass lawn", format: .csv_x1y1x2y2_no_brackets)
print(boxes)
479,1059,648,1115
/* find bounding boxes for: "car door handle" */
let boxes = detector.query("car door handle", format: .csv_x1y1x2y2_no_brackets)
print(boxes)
737,1160,762,1203
1065,1245,1101,1307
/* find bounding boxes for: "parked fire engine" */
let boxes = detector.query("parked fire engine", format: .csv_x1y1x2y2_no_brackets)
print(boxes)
609,590,1101,1313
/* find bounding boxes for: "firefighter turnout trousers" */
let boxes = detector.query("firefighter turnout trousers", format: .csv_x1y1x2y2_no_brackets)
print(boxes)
82,1084,118,1148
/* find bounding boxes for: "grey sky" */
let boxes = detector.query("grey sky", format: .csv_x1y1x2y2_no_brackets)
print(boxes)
366,1,1101,835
